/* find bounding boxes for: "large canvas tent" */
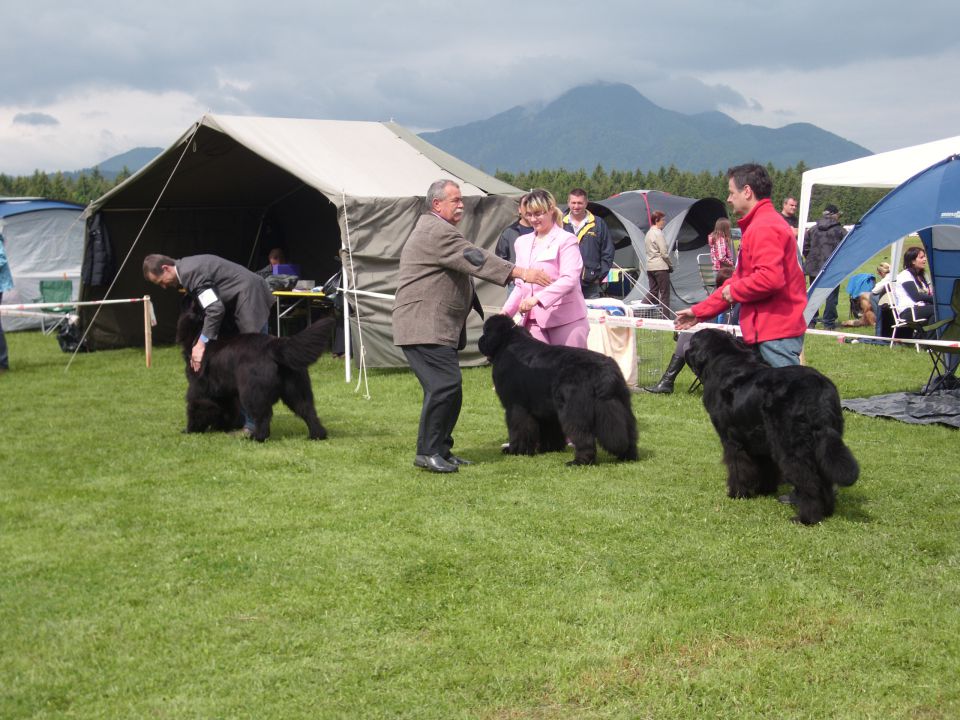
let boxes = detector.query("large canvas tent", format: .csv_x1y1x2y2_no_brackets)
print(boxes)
806,154,960,324
80,114,523,367
587,191,727,310
1,198,85,330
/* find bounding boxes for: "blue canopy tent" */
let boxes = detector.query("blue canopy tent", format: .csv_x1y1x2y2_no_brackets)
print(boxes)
805,154,960,326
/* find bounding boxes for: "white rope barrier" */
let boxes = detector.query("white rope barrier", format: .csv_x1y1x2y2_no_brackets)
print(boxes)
2,296,156,368
1,298,149,311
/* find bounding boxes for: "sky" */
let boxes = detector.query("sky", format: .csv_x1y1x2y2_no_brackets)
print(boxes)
2,0,959,176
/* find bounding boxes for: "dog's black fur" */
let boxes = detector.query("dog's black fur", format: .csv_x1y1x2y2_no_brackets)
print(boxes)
685,329,859,524
176,298,335,442
478,314,638,465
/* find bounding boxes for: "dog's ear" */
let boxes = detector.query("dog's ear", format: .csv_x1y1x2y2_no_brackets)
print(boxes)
479,315,515,358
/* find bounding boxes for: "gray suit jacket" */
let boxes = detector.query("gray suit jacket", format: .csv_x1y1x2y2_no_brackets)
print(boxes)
393,214,514,348
177,254,274,339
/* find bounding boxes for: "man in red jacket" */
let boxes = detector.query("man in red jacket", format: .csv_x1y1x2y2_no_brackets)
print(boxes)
675,163,807,367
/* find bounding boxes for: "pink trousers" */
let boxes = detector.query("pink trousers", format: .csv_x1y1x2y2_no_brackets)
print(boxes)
527,317,590,349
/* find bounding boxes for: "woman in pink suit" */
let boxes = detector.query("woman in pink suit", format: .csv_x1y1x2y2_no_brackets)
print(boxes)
501,189,590,348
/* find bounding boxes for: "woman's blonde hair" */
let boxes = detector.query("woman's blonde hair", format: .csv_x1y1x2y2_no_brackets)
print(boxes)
524,188,563,226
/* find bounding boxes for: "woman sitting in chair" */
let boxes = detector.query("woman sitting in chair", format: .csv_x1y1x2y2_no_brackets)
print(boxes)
895,247,935,325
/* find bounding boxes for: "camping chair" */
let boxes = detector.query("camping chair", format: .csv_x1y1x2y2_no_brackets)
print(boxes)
696,253,716,294
35,280,73,334
920,279,960,394
888,279,929,349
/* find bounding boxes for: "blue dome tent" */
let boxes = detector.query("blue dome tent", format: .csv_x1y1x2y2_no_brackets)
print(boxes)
806,154,960,326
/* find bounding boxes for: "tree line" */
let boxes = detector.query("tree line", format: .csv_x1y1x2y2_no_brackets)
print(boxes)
496,162,888,224
2,161,887,224
0,167,132,206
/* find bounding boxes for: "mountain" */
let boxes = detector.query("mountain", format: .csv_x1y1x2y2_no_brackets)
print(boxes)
95,147,163,176
63,147,163,181
419,83,870,174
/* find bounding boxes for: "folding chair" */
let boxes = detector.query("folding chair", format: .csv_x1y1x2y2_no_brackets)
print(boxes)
36,279,73,334
888,279,929,349
696,253,717,294
920,279,960,394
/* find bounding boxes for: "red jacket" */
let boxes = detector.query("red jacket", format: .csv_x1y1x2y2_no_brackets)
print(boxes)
692,198,807,344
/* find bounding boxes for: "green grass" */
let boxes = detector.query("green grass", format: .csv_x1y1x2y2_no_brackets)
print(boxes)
1,329,958,719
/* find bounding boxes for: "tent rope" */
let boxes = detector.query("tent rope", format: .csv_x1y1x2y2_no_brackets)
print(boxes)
341,191,371,400
66,116,205,371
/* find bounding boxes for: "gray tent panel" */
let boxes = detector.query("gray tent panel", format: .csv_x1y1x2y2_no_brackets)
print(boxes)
589,191,727,310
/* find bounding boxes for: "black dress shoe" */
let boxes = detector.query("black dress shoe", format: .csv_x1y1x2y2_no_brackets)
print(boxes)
414,454,458,473
444,454,472,466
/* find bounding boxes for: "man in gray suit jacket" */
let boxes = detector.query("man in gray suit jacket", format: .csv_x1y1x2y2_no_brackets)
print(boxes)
143,253,274,372
393,180,549,473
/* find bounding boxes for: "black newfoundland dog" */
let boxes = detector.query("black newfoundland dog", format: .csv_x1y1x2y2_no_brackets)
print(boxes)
176,298,335,442
478,314,638,465
685,329,859,524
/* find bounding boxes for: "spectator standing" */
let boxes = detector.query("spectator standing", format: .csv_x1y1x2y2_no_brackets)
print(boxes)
675,163,807,367
780,196,799,238
802,204,847,330
562,188,614,299
644,211,671,316
495,195,533,296
708,217,735,273
0,232,13,373
392,179,549,474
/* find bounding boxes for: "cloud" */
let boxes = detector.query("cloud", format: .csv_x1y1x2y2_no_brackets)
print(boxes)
1,1,960,174
0,88,203,174
12,112,59,127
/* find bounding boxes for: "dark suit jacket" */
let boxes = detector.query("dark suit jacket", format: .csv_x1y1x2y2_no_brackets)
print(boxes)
176,254,274,339
393,214,514,348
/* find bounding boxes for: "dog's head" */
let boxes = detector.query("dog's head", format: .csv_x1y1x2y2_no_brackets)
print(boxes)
478,314,520,360
684,328,754,381
175,295,205,357
175,294,243,365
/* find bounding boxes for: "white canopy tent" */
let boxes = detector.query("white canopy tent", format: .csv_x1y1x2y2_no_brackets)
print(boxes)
799,134,960,248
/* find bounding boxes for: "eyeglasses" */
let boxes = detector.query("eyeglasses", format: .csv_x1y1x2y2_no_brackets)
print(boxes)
524,210,549,220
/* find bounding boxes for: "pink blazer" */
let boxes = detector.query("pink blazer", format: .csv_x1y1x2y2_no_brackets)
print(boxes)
502,224,588,328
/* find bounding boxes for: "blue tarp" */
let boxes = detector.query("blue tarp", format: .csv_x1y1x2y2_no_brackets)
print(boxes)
806,154,960,325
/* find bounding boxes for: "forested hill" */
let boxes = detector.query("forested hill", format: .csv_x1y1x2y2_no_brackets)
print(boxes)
421,82,870,175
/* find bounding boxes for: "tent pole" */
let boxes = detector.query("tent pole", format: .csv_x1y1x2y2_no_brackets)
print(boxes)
343,264,352,383
143,295,153,368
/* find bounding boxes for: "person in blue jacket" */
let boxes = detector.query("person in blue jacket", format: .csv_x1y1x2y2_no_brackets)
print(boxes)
0,233,13,372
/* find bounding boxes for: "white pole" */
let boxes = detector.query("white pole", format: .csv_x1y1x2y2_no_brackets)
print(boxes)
143,295,153,368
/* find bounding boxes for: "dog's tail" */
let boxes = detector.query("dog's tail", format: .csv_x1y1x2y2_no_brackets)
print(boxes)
815,428,859,487
593,383,639,461
274,317,337,369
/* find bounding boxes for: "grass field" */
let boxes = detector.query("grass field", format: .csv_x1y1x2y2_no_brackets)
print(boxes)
1,326,958,719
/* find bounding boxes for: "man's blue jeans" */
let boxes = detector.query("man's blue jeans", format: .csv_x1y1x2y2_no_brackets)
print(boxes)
757,335,804,367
